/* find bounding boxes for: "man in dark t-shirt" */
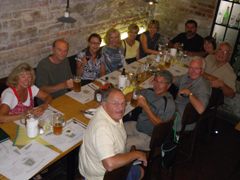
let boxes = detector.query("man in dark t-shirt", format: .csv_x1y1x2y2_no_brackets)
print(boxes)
169,19,204,57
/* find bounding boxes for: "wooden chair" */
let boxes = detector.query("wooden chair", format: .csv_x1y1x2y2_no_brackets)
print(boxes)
178,88,224,161
144,116,175,180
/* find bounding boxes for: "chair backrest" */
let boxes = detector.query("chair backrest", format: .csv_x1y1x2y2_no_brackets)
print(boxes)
149,115,175,155
103,163,132,180
207,88,224,110
181,103,200,130
68,54,77,75
181,88,224,132
168,83,179,100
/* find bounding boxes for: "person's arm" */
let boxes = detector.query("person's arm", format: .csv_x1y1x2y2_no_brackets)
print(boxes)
0,104,26,123
136,46,140,60
100,63,106,77
140,34,159,55
210,79,235,97
137,95,163,125
76,57,88,76
178,88,205,114
102,150,147,172
31,90,52,117
203,72,235,97
40,79,73,94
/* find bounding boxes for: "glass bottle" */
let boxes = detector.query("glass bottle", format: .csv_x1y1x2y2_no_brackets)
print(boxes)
235,13,240,29
216,11,223,24
222,6,230,26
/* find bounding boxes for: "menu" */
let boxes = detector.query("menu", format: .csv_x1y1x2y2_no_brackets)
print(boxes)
0,140,59,180
66,82,99,104
41,118,86,152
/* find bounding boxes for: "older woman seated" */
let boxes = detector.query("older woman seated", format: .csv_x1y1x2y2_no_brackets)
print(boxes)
203,35,217,57
139,19,165,58
101,28,125,74
0,63,52,123
76,33,106,85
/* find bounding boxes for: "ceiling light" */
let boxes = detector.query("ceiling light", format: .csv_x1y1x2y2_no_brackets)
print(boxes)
57,0,76,23
144,0,159,5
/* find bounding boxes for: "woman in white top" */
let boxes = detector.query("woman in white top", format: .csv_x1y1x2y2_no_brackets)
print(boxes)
122,24,140,64
0,63,52,123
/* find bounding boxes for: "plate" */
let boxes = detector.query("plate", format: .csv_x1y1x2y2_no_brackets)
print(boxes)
83,108,97,119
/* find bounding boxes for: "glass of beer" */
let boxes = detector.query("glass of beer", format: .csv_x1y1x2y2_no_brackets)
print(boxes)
131,89,140,107
52,113,65,135
165,58,171,68
73,75,81,92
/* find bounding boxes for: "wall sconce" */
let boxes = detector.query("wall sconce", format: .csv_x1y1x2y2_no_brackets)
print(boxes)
144,0,159,5
57,0,76,23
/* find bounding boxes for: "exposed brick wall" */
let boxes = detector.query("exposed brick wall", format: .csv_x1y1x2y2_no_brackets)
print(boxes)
0,0,217,78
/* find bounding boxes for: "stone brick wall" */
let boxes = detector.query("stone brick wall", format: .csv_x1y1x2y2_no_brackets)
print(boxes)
0,0,217,78
154,0,217,39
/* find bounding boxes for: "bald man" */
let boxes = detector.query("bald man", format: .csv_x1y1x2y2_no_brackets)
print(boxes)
36,39,73,99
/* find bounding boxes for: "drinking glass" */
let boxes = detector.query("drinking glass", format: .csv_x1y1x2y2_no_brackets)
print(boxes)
131,89,140,107
52,113,65,135
73,75,81,92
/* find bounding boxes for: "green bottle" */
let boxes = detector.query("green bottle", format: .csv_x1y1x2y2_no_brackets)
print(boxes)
222,6,230,25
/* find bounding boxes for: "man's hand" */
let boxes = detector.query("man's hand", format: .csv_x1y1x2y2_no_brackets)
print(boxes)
134,151,147,167
137,95,148,109
178,88,191,97
65,79,73,89
210,79,224,89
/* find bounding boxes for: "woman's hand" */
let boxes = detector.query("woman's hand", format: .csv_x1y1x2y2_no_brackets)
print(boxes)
30,105,46,117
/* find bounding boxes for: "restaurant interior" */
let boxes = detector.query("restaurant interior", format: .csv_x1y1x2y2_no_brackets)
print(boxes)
0,0,240,180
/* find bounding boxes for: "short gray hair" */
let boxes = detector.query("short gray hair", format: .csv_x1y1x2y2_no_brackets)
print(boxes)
154,70,173,84
101,88,123,102
190,56,206,70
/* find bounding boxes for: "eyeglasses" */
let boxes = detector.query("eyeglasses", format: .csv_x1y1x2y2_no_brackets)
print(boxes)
89,41,101,45
107,101,127,107
189,67,202,71
153,78,168,84
217,49,230,55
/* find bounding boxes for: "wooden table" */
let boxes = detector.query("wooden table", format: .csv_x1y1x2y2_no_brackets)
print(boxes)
0,93,100,180
0,56,189,179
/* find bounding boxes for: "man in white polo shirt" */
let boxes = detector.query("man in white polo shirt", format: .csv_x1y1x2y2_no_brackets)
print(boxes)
79,88,147,180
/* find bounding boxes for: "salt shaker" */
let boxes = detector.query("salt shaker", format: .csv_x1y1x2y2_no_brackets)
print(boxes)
26,117,39,138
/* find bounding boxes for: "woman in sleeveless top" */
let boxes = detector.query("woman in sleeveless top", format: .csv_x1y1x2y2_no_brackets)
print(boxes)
121,24,140,64
0,63,52,123
139,20,165,58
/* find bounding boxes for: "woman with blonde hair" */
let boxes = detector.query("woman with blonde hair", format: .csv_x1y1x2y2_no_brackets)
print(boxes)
0,63,52,123
122,24,140,64
139,20,165,58
101,28,125,74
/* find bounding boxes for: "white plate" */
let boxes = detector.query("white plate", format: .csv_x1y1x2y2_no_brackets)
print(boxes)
83,108,97,119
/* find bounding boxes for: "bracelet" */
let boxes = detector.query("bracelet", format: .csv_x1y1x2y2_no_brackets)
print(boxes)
189,92,193,97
